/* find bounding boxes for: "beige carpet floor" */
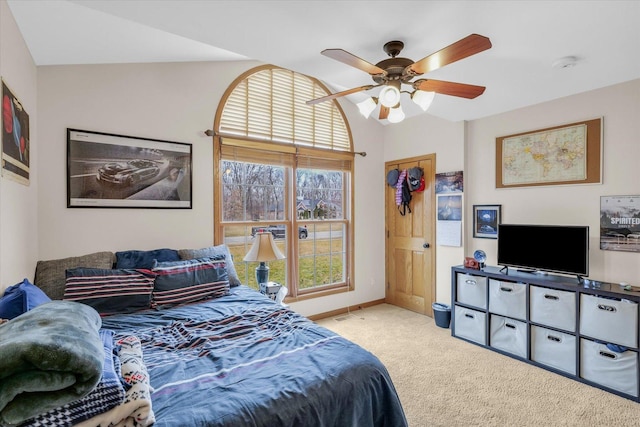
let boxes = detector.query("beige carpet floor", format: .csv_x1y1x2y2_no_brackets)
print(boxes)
316,303,640,427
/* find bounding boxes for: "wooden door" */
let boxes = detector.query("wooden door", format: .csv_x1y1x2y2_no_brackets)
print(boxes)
385,154,436,316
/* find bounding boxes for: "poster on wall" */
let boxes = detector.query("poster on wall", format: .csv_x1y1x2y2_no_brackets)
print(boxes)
435,171,463,194
600,195,640,253
67,128,192,208
1,79,30,185
436,194,462,247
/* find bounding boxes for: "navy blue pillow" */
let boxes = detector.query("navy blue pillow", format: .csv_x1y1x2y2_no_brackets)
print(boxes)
151,256,229,308
64,268,155,316
0,278,51,320
115,248,180,269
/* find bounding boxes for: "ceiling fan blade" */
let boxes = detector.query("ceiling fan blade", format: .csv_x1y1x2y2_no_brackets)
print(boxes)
414,79,486,99
322,49,387,76
407,34,492,75
306,85,376,105
379,105,390,120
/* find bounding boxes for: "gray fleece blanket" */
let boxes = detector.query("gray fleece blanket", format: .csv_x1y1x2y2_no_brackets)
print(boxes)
0,301,104,427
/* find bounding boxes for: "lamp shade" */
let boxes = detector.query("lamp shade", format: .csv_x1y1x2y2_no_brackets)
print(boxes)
243,231,285,262
357,97,377,118
379,85,401,108
411,90,435,111
387,105,405,123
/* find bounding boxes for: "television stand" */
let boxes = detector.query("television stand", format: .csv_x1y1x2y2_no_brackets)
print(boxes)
451,265,640,402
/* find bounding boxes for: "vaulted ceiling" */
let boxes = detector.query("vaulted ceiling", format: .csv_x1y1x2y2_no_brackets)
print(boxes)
7,1,640,123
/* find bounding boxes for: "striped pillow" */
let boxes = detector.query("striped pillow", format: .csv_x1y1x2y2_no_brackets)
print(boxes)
151,256,229,308
64,268,155,315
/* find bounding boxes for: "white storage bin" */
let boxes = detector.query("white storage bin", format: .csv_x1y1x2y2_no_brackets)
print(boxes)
579,294,638,348
490,315,527,359
580,338,639,397
454,305,486,345
530,325,576,375
456,273,487,309
530,286,576,332
489,279,526,320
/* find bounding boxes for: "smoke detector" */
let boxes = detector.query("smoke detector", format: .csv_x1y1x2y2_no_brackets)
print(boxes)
552,56,579,69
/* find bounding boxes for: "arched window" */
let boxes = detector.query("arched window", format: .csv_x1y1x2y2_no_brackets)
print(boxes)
213,65,354,300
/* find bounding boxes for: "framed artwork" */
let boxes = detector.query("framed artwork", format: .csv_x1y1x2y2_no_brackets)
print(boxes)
2,79,30,185
495,118,602,189
600,195,640,253
435,170,463,194
67,128,192,208
473,204,501,239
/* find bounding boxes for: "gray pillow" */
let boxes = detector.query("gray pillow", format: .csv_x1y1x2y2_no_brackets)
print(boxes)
34,251,116,300
178,245,241,287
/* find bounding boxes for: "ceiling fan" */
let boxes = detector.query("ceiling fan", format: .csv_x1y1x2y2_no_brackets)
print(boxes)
307,34,492,121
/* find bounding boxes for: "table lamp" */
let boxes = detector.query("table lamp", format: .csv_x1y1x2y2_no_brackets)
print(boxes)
243,231,285,284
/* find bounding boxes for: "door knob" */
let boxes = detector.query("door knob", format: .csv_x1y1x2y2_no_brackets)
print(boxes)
423,243,430,248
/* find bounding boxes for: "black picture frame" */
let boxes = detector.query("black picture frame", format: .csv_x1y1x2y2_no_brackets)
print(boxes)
67,128,192,208
473,204,501,239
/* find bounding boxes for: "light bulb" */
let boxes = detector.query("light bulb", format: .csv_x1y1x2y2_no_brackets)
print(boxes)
387,105,405,123
379,85,401,108
411,90,435,111
356,97,377,118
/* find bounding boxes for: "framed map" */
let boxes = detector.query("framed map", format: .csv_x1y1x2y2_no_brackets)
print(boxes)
495,118,602,188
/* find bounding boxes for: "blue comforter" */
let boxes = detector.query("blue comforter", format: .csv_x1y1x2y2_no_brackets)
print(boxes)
101,286,407,427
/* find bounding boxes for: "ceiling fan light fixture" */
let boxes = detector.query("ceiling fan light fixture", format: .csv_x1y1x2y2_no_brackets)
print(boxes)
387,105,405,123
411,90,435,111
379,84,401,108
357,97,378,118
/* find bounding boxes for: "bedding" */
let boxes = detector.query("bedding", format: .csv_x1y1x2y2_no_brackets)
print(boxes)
22,330,127,427
76,335,155,427
34,252,116,300
0,301,104,426
63,268,156,316
101,285,408,427
178,245,241,287
0,279,51,320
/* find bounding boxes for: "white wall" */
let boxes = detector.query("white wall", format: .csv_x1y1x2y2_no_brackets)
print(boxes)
380,78,640,305
36,61,386,317
0,0,38,291
466,79,640,286
383,112,466,305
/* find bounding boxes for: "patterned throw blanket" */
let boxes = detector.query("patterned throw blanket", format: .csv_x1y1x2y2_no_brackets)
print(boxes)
76,335,155,427
0,301,104,426
20,330,126,427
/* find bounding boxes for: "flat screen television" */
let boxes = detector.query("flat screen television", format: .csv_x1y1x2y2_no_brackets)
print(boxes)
497,224,589,278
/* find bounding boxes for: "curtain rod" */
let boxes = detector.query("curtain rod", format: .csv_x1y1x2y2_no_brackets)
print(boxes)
203,129,366,157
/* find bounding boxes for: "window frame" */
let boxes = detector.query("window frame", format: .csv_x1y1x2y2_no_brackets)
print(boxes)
212,65,355,301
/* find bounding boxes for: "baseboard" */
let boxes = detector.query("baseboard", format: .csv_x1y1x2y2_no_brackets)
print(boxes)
307,298,386,321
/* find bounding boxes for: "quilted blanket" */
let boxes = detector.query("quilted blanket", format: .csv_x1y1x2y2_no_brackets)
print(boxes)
0,301,104,426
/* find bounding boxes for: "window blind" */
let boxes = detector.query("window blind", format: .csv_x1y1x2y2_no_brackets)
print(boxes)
219,66,352,152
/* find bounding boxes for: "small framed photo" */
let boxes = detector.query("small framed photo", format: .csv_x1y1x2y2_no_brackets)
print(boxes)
473,204,501,239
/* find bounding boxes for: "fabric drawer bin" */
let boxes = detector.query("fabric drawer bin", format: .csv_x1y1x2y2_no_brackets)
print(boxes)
579,294,638,348
580,338,639,397
530,325,576,375
489,279,526,320
530,286,576,332
456,273,487,309
454,305,486,345
490,315,527,359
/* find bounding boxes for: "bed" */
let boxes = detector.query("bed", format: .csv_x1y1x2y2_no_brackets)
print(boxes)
99,285,407,426
1,246,407,426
